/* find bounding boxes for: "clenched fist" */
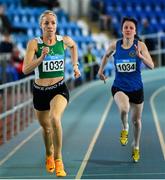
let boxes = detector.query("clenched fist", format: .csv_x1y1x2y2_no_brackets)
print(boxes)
73,66,81,79
41,47,49,58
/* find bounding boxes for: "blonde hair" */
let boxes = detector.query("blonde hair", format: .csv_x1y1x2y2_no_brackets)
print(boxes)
39,10,57,26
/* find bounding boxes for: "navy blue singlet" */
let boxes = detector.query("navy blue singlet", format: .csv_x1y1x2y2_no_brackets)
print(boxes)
113,39,143,92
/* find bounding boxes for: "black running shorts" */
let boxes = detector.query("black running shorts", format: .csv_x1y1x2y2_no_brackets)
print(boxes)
111,86,144,104
33,80,69,111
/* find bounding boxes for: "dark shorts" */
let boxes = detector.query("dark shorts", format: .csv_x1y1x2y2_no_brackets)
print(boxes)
111,86,144,104
33,80,69,111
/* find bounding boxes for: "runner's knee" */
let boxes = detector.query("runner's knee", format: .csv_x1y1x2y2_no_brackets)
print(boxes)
120,107,129,117
133,118,141,127
43,127,52,134
50,114,61,129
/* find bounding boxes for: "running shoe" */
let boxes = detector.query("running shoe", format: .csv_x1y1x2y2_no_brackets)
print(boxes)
132,148,140,162
55,159,67,177
45,155,55,173
120,129,128,145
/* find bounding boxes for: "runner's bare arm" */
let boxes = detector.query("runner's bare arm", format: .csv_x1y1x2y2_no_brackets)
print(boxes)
63,36,78,67
22,39,48,74
135,41,154,69
99,41,116,73
63,36,81,78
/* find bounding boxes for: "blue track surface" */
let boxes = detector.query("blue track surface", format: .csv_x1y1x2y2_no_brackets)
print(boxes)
0,67,165,179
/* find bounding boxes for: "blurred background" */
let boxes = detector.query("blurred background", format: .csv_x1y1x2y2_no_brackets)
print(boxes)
1,0,165,86
0,0,165,147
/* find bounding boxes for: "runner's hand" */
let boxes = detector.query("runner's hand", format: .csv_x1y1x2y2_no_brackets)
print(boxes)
134,44,144,60
98,71,107,84
41,47,49,58
73,67,81,79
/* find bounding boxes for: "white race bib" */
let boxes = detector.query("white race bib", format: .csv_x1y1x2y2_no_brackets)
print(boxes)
116,62,136,72
43,59,64,72
116,59,136,72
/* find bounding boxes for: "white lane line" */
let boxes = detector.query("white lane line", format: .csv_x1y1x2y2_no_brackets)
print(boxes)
0,128,41,166
75,97,113,179
0,82,101,167
75,76,165,179
150,85,165,160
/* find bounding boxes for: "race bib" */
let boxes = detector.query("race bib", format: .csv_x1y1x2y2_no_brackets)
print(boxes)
116,59,136,72
43,59,64,72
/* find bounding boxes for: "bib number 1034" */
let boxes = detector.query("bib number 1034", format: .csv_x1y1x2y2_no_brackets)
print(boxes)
43,60,64,72
116,62,136,72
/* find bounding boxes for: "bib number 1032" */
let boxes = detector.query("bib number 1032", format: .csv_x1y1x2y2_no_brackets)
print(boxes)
43,60,64,72
116,62,136,72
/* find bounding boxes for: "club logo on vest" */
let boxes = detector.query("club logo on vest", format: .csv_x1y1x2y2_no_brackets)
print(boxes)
129,50,136,57
49,48,54,55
